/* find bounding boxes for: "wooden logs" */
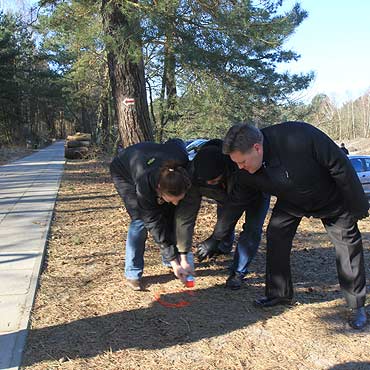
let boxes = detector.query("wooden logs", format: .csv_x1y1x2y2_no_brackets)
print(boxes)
64,132,91,159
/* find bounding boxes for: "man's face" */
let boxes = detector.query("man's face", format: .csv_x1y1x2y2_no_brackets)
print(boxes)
229,143,263,174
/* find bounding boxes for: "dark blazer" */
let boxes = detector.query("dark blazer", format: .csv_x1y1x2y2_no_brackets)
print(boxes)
214,121,368,238
110,140,189,259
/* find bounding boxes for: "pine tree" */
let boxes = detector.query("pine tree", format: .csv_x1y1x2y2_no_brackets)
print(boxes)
102,0,154,145
143,0,313,139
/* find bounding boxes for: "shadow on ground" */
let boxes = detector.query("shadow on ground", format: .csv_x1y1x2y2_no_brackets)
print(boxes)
21,283,290,366
328,362,370,370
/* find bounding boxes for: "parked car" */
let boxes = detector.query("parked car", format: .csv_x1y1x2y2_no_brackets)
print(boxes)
185,138,209,160
349,155,370,198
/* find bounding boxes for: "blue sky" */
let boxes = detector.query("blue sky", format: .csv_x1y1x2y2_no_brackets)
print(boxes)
279,1,370,105
2,0,370,106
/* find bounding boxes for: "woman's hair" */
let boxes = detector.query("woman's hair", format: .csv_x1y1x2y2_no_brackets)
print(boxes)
158,160,191,196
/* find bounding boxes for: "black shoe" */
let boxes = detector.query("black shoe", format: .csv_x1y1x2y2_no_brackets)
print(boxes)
225,273,244,290
349,307,367,330
254,296,293,307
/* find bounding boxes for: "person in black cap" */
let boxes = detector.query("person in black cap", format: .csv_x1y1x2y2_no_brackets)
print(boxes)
176,141,270,289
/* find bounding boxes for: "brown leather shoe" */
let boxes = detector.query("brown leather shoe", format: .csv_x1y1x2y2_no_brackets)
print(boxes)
126,278,143,291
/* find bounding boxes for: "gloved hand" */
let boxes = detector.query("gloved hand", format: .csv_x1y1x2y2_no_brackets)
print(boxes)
196,236,220,262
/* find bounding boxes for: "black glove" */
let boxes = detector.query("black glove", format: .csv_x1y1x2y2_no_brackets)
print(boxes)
196,236,220,262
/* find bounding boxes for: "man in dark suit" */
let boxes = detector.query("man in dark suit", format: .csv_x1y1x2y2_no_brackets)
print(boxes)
196,122,368,329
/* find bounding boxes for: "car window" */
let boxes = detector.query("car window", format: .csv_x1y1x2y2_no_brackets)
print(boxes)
363,158,370,172
350,158,364,172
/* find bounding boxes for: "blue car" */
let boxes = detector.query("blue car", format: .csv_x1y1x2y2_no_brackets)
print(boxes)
185,139,209,160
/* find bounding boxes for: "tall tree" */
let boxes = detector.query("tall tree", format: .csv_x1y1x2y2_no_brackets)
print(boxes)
101,0,153,146
0,11,65,145
37,0,116,147
144,0,313,140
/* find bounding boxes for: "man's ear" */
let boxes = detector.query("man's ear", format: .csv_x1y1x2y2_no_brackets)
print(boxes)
254,143,263,154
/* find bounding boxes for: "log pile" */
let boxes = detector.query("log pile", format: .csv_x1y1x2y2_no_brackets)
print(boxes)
64,133,92,159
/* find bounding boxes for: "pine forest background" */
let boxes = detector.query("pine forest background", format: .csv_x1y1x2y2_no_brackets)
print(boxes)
1,0,370,151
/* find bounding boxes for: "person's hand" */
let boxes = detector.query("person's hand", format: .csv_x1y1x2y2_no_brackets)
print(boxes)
195,236,220,262
179,253,194,275
170,260,188,283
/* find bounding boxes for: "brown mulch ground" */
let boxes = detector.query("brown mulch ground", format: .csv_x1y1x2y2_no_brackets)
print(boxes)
22,158,370,370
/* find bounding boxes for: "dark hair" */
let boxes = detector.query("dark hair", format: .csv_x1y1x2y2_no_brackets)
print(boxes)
158,160,191,196
223,123,263,154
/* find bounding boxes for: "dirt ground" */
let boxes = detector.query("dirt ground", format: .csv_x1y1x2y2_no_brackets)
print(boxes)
21,157,370,370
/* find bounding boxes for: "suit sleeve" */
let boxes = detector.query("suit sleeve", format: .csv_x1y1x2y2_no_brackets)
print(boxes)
310,126,369,219
175,186,202,253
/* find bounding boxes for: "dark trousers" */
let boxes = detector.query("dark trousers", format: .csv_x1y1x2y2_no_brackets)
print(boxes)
265,207,366,308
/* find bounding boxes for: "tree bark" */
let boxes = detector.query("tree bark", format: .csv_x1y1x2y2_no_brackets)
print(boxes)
157,13,177,142
102,0,153,147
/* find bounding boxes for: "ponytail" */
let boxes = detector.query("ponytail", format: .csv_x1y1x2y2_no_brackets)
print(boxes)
158,160,191,196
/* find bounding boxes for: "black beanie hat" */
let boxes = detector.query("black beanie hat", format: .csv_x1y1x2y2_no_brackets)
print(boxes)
193,146,226,181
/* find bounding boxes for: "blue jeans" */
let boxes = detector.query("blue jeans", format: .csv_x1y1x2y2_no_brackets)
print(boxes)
125,219,148,279
126,219,194,279
232,195,270,276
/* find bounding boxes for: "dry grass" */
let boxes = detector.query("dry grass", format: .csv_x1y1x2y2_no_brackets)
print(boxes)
0,146,33,165
22,158,370,370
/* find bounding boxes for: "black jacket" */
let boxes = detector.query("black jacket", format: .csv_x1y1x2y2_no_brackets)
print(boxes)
214,121,369,239
110,140,189,260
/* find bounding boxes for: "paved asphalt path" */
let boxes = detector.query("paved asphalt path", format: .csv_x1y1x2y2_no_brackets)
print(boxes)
0,141,65,369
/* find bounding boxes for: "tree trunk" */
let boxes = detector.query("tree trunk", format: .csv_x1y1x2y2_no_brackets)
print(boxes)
157,15,177,142
351,100,355,139
337,108,342,141
101,0,153,147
